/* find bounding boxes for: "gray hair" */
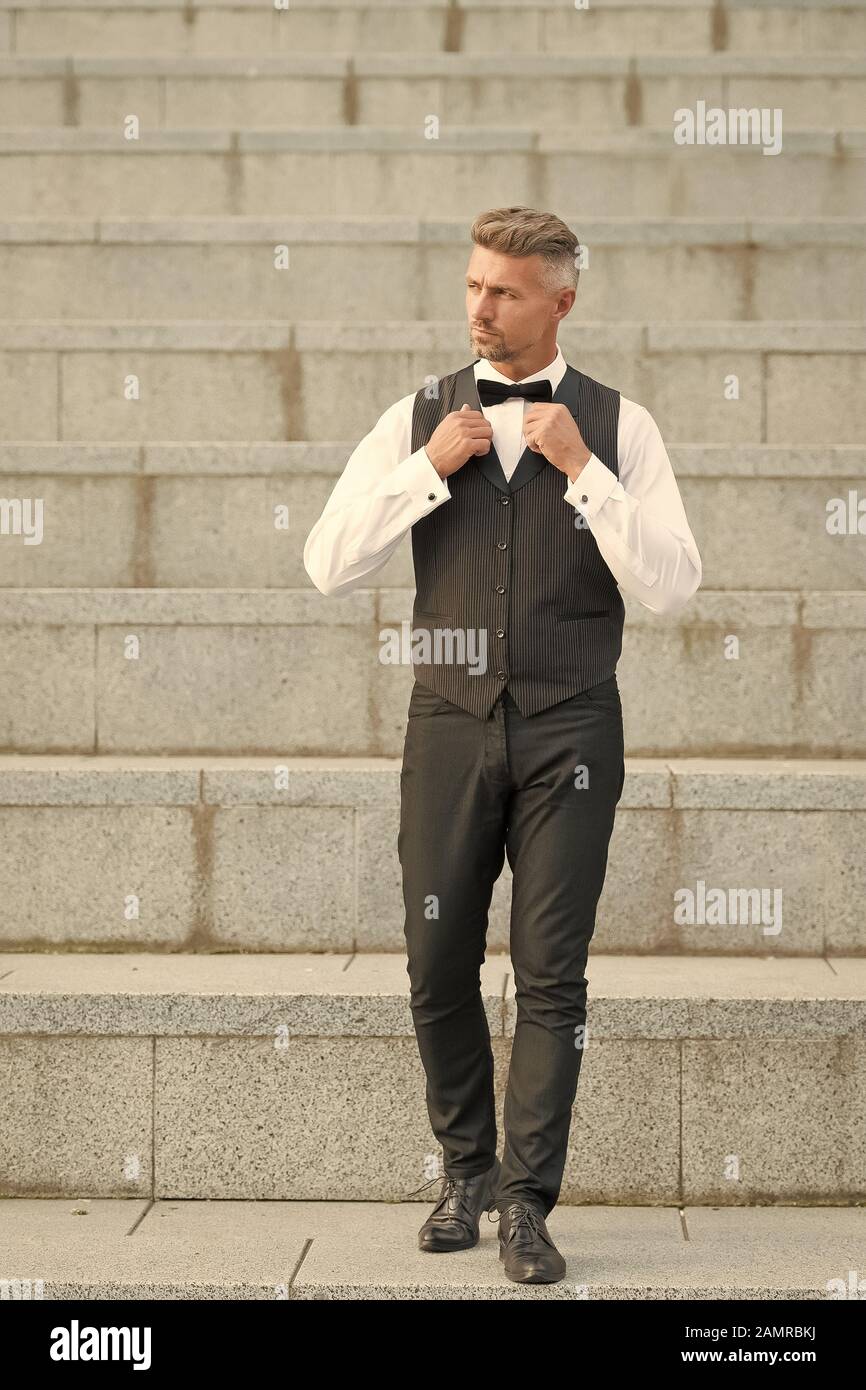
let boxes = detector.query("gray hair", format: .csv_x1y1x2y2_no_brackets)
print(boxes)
470,206,580,294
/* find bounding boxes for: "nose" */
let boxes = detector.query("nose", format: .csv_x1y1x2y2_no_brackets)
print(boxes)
471,286,495,320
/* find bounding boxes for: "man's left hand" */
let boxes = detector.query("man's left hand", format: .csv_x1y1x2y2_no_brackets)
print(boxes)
523,403,591,483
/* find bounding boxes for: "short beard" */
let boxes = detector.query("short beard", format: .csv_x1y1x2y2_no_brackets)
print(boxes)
469,332,516,364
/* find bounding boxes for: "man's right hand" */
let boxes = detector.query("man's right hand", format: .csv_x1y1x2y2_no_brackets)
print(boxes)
425,404,493,479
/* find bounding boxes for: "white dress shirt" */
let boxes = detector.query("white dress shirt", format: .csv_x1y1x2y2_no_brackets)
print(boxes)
303,344,702,615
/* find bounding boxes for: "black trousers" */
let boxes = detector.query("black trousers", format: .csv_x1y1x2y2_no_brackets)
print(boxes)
398,675,625,1218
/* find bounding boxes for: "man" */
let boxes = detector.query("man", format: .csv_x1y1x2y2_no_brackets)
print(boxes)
304,206,702,1285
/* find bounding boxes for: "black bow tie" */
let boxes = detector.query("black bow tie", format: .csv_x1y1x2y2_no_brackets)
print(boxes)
476,378,553,408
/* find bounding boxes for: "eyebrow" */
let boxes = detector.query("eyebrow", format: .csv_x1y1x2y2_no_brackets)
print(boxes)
465,275,520,293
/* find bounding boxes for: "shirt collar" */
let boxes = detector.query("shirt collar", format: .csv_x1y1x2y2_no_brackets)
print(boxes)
473,343,566,394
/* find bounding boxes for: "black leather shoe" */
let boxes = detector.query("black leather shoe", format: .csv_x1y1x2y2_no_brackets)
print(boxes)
498,1202,566,1283
415,1157,501,1252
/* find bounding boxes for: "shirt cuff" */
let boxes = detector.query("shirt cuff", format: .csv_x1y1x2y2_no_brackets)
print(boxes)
382,447,450,507
563,453,619,519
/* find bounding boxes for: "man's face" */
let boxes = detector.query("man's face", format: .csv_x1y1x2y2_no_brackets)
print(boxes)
465,245,573,363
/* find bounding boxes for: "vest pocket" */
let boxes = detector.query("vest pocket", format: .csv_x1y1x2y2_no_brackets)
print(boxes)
556,610,610,622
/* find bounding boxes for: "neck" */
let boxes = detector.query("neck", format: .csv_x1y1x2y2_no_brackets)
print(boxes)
484,340,559,383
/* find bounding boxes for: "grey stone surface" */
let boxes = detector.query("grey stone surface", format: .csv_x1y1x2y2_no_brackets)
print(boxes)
210,805,356,950
0,950,508,1036
0,757,202,805
4,442,862,590
0,806,199,947
0,477,137,587
669,759,866,810
0,349,57,438
0,587,373,623
5,216,865,249
1,950,864,1039
2,585,862,756
829,814,866,953
0,953,863,1200
554,1039,681,1204
154,1035,436,1198
8,0,866,65
598,806,678,950
697,455,866,554
0,625,95,751
0,1038,152,1197
202,758,397,806
3,237,864,325
0,318,861,442
0,1197,308,1300
1,135,862,220
0,757,862,950
355,805,403,950
4,52,864,81
95,621,377,754
682,1036,866,1201
1,1198,863,1299
768,353,866,444
5,55,865,133
577,955,866,1038
672,809,828,955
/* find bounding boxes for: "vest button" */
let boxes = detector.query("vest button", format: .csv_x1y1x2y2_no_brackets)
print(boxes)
496,670,506,679
501,497,509,505
495,585,505,594
496,541,507,549
496,629,505,638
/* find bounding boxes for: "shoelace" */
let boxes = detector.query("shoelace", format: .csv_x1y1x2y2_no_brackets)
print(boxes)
408,1172,473,1232
408,1175,541,1230
405,1172,458,1202
495,1203,545,1240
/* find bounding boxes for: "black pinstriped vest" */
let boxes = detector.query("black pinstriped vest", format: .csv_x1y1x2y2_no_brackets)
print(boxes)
409,359,624,719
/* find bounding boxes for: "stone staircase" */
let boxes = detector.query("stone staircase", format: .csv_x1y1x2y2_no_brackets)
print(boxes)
0,0,864,1298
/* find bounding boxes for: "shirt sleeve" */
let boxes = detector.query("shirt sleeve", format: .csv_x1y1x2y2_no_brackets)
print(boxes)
562,397,703,614
303,394,451,596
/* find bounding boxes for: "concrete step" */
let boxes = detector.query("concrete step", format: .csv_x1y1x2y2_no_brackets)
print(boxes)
0,588,862,756
1,217,864,322
1,442,863,591
3,0,864,60
0,755,862,953
1,1198,864,1299
3,54,866,129
1,128,863,218
1,320,863,444
1,952,864,1202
